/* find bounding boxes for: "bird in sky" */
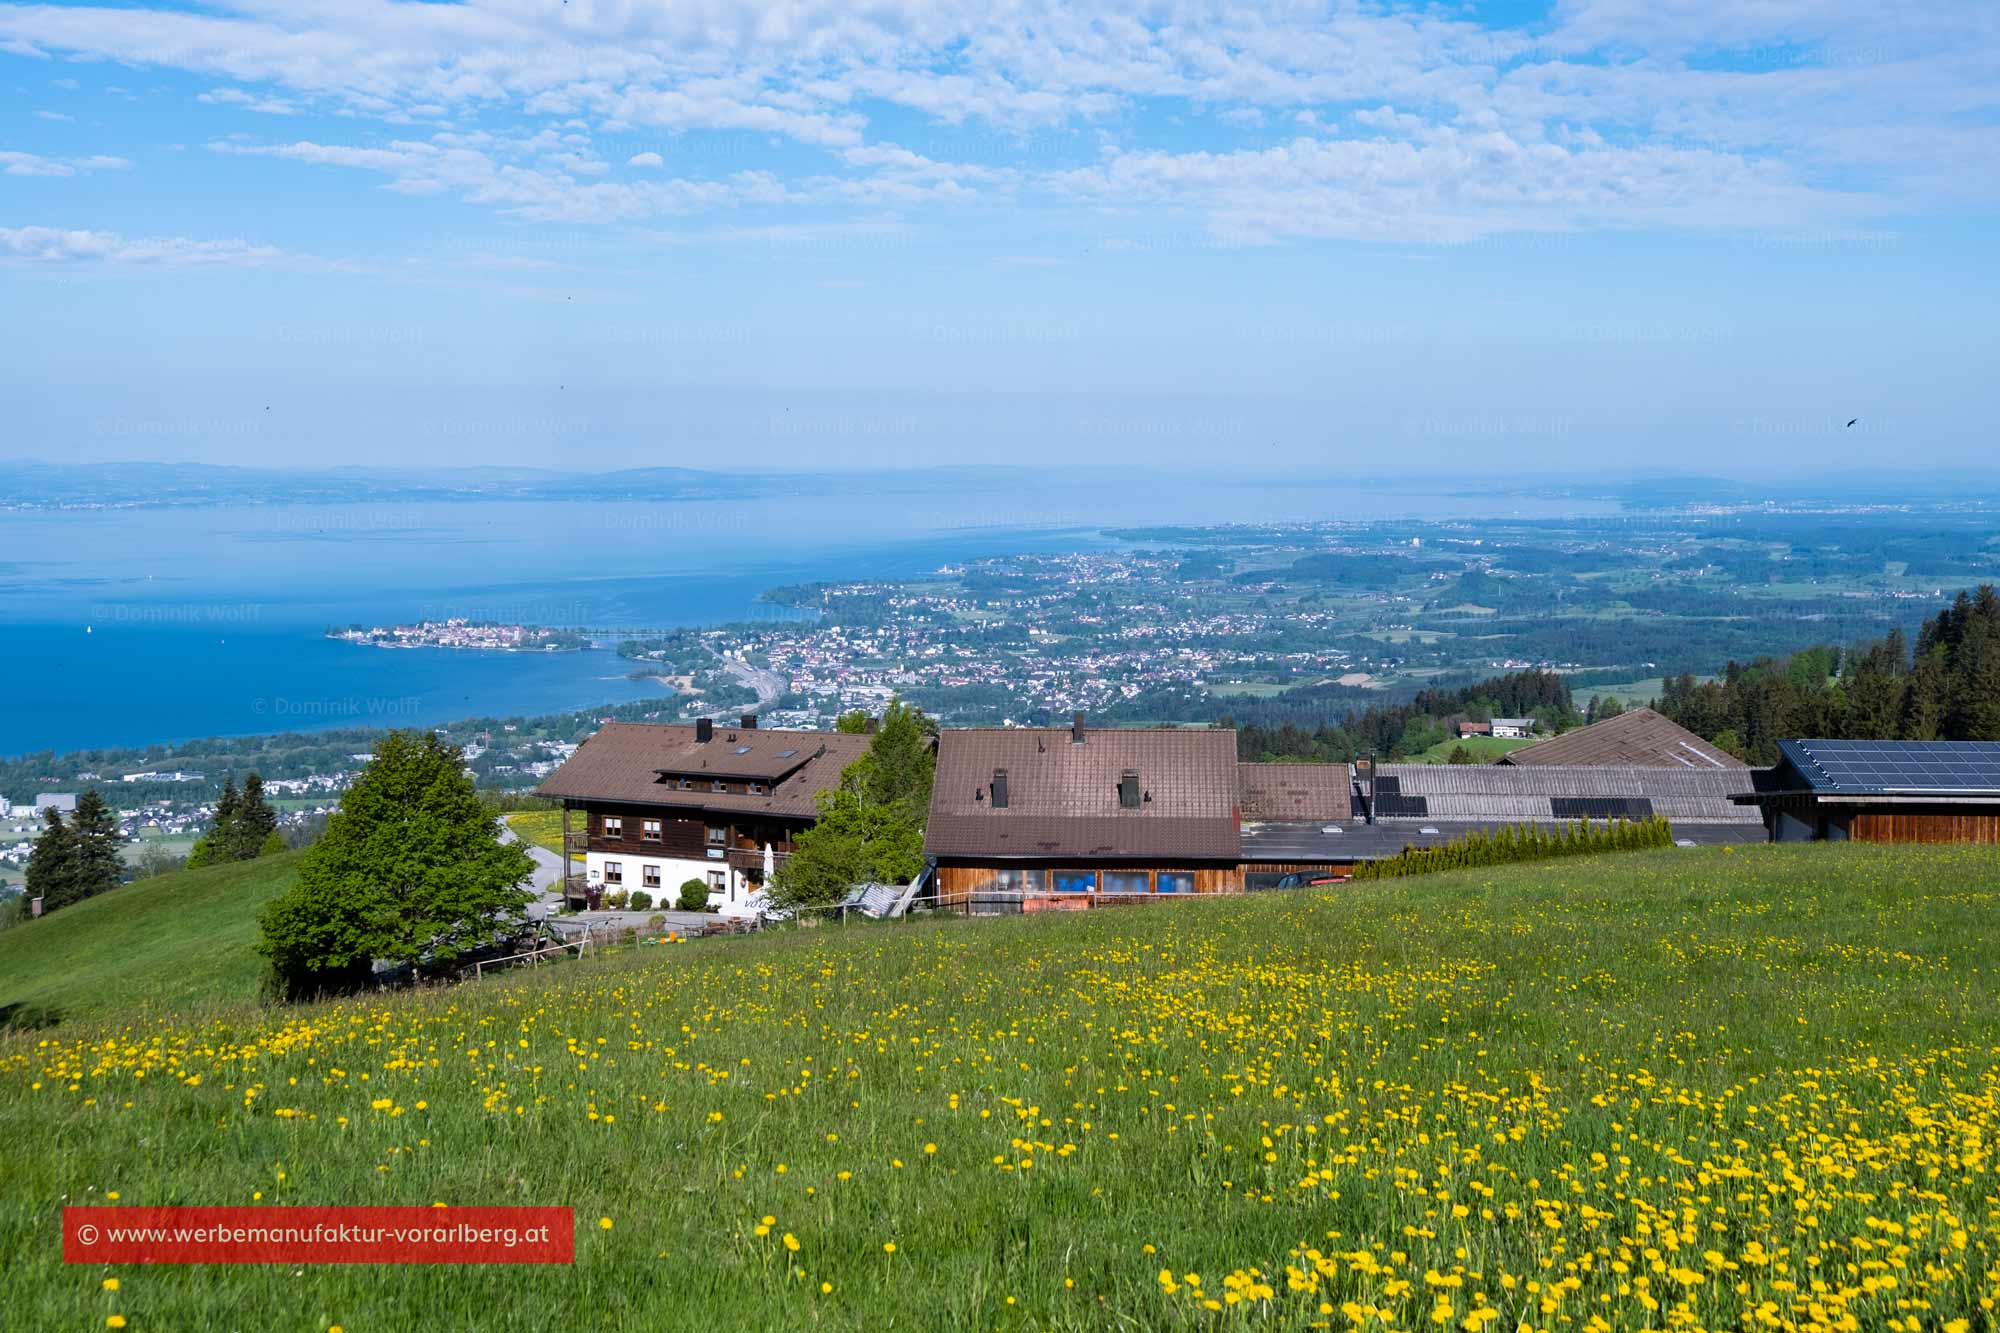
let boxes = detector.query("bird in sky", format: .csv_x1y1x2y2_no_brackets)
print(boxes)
1846,418,1858,427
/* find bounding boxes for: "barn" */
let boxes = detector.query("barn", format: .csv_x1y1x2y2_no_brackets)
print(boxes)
1239,759,1765,881
1735,739,2000,844
924,716,1243,912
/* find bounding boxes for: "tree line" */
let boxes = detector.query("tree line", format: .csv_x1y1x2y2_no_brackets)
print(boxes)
1226,668,1581,763
1658,585,2000,763
1351,816,1675,880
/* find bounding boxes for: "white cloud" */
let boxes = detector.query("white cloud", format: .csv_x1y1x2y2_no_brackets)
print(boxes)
0,0,1989,243
0,224,317,267
1056,130,1866,244
0,148,130,177
199,86,300,115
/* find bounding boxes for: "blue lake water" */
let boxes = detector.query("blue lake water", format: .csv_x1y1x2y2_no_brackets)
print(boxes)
0,479,1618,754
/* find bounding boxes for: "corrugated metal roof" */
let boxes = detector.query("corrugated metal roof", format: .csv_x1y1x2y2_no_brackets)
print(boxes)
926,727,1240,860
1499,708,1745,769
535,722,869,817
1241,818,1764,863
1374,762,1762,824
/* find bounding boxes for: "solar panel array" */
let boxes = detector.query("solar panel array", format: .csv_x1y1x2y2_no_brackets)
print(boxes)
1550,796,1655,821
1786,739,2000,794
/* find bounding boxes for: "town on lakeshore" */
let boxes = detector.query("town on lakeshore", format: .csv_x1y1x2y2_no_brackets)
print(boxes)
328,618,590,652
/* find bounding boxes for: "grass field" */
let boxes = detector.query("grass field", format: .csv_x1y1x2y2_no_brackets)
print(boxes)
1412,734,1537,764
503,809,566,856
0,851,300,1029
5,844,2000,1330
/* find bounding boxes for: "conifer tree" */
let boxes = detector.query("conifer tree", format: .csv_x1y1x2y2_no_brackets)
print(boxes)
24,807,78,910
231,773,280,860
67,789,125,903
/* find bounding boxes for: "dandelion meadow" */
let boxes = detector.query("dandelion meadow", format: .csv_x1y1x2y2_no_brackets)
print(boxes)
5,842,1999,1331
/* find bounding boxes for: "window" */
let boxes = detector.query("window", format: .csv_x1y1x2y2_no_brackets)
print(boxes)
992,868,1044,894
642,864,661,889
601,816,623,838
707,870,726,892
1053,870,1097,894
642,818,662,841
1102,871,1150,894
1157,872,1194,895
712,779,727,793
750,782,766,794
707,825,727,846
603,860,623,885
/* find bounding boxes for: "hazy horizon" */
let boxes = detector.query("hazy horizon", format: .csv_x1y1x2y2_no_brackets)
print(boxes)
3,1,1997,472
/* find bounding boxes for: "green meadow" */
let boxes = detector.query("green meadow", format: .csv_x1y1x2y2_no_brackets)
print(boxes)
3,844,1998,1330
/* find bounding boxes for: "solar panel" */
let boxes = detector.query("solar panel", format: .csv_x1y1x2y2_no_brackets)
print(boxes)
1551,796,1654,820
1786,739,2000,794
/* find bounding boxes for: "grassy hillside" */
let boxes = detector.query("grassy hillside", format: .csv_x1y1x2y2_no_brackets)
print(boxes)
1412,733,1536,763
503,808,565,855
0,850,300,1029
5,844,1999,1330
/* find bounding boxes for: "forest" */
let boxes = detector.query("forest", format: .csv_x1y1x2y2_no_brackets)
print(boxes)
1657,585,2000,763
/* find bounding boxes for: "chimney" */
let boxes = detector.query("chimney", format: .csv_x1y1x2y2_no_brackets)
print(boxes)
695,718,713,744
991,768,1009,809
740,713,757,730
1071,711,1086,745
1118,769,1140,810
1358,753,1375,825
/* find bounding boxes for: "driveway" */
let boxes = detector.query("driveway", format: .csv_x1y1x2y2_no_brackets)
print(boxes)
500,824,567,920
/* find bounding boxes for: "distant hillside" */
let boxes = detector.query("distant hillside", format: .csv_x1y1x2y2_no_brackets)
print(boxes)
0,851,299,1029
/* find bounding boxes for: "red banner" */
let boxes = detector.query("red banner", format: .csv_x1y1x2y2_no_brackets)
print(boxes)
63,1206,574,1265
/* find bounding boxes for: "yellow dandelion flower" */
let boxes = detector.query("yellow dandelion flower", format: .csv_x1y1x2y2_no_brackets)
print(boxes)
598,1217,613,1231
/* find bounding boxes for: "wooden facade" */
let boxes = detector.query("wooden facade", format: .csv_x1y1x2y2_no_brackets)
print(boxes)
933,862,1241,914
1848,810,2000,844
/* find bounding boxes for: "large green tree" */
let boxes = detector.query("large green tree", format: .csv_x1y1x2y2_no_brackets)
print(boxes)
771,699,935,909
258,731,534,999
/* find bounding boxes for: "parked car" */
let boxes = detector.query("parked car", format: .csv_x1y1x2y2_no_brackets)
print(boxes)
1274,870,1344,890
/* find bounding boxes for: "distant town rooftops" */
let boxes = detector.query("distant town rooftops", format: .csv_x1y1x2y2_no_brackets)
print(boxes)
1498,707,1744,769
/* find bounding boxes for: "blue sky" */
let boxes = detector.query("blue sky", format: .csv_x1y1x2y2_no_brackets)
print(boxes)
1,0,1996,473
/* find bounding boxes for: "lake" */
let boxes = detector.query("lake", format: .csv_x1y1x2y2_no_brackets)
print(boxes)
0,478,1619,754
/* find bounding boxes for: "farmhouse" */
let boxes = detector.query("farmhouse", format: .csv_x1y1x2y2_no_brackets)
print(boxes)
925,715,1242,912
1499,706,1743,769
535,716,870,911
1239,759,1764,880
1734,738,2000,844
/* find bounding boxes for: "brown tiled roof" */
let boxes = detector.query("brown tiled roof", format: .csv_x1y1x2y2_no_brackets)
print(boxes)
1498,708,1746,769
535,722,869,818
1238,762,1355,821
926,727,1240,860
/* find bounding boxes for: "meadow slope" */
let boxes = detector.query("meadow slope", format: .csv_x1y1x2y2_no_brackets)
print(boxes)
4,843,1998,1331
0,851,301,1028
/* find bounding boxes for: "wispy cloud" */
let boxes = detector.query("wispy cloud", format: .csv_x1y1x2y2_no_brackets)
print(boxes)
0,0,1991,243
0,224,341,269
1,148,131,177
